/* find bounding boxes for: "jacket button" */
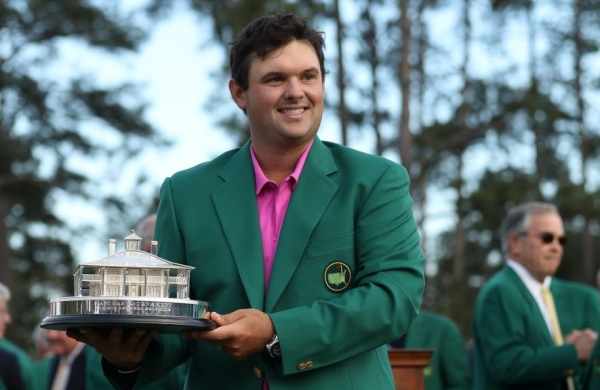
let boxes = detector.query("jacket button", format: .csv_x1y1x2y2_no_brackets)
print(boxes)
253,367,262,379
297,361,314,371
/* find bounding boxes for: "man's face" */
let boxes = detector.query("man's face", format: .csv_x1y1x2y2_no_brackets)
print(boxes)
46,329,80,357
0,300,11,338
229,39,324,153
510,212,565,282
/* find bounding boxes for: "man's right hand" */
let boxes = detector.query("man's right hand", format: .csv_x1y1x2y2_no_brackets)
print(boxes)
66,327,157,370
566,328,598,362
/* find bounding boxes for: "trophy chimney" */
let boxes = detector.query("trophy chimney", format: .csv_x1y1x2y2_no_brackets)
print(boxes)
108,239,116,255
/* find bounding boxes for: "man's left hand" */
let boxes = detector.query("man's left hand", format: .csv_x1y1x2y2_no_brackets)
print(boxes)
181,309,274,360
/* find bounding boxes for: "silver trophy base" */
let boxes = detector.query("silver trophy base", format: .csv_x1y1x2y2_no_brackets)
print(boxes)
41,296,216,334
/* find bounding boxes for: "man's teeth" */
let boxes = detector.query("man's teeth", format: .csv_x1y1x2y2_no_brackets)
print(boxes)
282,108,303,115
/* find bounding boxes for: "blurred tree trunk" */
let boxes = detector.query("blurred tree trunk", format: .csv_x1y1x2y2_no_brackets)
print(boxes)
412,0,429,258
527,8,543,191
452,0,472,282
572,0,595,283
332,0,349,145
398,0,413,175
358,0,385,156
0,196,9,285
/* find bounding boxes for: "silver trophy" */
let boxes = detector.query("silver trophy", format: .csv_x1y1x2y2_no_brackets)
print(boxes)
41,231,215,334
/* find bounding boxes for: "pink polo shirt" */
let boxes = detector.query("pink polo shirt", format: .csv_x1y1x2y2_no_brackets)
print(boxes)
251,140,313,291
251,141,313,390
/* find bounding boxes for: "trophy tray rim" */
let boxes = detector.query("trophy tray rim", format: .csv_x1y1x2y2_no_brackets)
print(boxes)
40,314,216,334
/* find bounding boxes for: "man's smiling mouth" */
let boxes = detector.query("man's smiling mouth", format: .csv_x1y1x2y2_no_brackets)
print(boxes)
281,108,304,115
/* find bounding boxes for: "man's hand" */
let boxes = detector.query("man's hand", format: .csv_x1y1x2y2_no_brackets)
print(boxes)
181,309,274,361
566,328,598,362
66,327,157,369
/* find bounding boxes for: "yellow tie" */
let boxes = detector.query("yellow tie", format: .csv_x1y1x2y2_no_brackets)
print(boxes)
541,285,575,390
51,358,69,390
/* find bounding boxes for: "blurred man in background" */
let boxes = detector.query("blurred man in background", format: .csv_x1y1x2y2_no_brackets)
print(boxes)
472,201,600,390
31,329,112,390
136,213,157,253
390,310,472,390
0,282,32,390
0,346,25,390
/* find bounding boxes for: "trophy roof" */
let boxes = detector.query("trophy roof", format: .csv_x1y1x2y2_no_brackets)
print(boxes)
75,250,194,271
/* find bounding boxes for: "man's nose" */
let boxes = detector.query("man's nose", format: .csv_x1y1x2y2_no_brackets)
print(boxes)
284,78,304,99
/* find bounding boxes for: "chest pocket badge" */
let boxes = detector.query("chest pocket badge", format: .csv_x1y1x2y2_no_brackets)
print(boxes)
324,261,352,292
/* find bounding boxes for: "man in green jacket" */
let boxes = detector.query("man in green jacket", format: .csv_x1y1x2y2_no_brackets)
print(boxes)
68,11,425,390
390,310,471,390
472,202,600,390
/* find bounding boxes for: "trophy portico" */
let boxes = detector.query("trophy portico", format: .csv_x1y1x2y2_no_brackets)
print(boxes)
41,230,215,333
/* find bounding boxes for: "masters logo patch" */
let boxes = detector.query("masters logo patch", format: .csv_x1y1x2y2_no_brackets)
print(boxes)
324,261,351,292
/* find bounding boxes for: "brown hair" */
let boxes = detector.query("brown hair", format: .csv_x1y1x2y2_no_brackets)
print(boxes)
229,12,326,91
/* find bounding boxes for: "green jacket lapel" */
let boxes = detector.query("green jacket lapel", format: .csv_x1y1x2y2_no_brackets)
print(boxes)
265,138,339,311
550,279,566,319
212,141,265,310
550,279,574,341
504,266,554,345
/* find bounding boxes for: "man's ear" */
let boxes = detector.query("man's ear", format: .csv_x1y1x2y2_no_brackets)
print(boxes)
508,233,521,256
229,79,246,111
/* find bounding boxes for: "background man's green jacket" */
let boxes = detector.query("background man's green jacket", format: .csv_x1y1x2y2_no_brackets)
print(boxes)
31,348,188,390
0,338,31,390
404,310,471,390
583,338,600,389
473,266,600,390
31,346,111,390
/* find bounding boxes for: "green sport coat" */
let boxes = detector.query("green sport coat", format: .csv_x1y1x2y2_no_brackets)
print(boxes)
30,357,52,390
31,347,112,390
115,138,425,390
33,347,188,390
404,310,471,390
0,346,25,390
0,339,32,390
583,338,600,389
472,265,600,390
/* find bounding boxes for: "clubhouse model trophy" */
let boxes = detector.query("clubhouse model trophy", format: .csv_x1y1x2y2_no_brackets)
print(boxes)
41,230,215,333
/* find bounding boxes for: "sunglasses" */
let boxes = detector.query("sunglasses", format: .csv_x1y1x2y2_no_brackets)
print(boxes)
519,232,567,246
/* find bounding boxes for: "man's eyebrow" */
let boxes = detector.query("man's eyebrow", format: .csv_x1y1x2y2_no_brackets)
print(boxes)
261,66,320,78
260,71,283,79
